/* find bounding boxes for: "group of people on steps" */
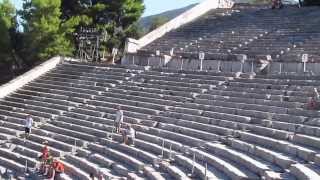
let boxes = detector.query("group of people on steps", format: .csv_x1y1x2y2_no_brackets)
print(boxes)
22,105,134,179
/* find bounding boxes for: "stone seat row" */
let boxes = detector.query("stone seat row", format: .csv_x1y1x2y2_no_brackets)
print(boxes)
47,115,204,179
0,90,316,180
159,110,320,178
57,105,316,180
165,107,317,166
0,118,141,179
45,101,260,179
52,95,304,179
167,100,320,156
2,62,320,179
53,107,278,179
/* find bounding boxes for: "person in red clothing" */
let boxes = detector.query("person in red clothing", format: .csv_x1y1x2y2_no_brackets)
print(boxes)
307,88,320,110
39,141,50,174
53,159,65,180
41,141,49,160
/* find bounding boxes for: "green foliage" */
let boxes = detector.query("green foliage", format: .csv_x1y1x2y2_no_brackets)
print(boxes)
0,0,16,64
149,16,169,32
20,0,81,64
0,0,144,67
92,0,145,51
61,0,145,52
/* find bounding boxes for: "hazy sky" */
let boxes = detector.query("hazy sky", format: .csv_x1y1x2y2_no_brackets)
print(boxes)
143,0,203,16
11,0,204,17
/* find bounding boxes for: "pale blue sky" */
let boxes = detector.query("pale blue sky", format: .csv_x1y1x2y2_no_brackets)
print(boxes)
143,0,203,16
11,0,204,17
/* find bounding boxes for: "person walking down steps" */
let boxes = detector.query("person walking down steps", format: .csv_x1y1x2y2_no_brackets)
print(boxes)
114,105,124,133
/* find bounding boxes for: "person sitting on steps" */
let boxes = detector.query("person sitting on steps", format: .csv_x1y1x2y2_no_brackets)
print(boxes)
307,88,320,110
122,124,136,145
51,158,65,180
39,141,50,174
42,154,53,176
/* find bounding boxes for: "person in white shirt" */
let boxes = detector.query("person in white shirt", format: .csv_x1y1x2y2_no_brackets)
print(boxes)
25,114,33,138
122,124,135,145
114,106,123,133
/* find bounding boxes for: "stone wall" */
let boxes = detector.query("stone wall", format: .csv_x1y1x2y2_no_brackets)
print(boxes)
124,0,235,53
122,54,319,74
0,56,62,99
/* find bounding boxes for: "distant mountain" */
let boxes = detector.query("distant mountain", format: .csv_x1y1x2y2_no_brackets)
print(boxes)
139,3,198,32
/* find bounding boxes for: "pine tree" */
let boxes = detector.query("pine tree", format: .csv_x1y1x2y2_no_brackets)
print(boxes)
149,16,169,32
61,0,145,52
0,0,16,64
20,0,81,64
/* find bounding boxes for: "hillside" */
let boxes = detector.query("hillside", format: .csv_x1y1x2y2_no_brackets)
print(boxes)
139,3,197,31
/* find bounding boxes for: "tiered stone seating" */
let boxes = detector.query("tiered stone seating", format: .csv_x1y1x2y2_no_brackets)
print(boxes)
1,60,320,179
138,5,320,63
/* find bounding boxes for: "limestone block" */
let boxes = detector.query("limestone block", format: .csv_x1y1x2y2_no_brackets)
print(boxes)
290,164,320,180
292,134,320,150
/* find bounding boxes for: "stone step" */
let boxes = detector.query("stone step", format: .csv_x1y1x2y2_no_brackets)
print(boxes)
89,100,157,117
42,123,96,142
158,123,220,142
153,115,234,136
159,161,191,180
103,91,178,106
290,164,320,180
88,153,129,177
99,138,159,164
190,147,259,180
12,137,64,158
88,143,145,172
96,95,168,112
0,100,57,119
29,81,101,97
0,156,25,175
143,166,167,180
64,155,119,179
24,85,94,101
115,85,193,102
35,78,108,93
238,131,318,162
0,148,37,169
6,96,73,112
228,138,298,169
27,134,74,152
205,143,282,177
59,160,91,180
174,154,227,180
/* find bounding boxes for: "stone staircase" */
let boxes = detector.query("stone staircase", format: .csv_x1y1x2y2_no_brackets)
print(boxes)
0,61,319,179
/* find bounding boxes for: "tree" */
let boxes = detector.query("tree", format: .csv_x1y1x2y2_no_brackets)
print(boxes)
148,16,169,32
0,0,16,64
61,0,145,52
20,0,81,64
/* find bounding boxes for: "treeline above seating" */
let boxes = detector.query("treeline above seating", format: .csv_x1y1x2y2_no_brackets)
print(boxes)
0,0,144,84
